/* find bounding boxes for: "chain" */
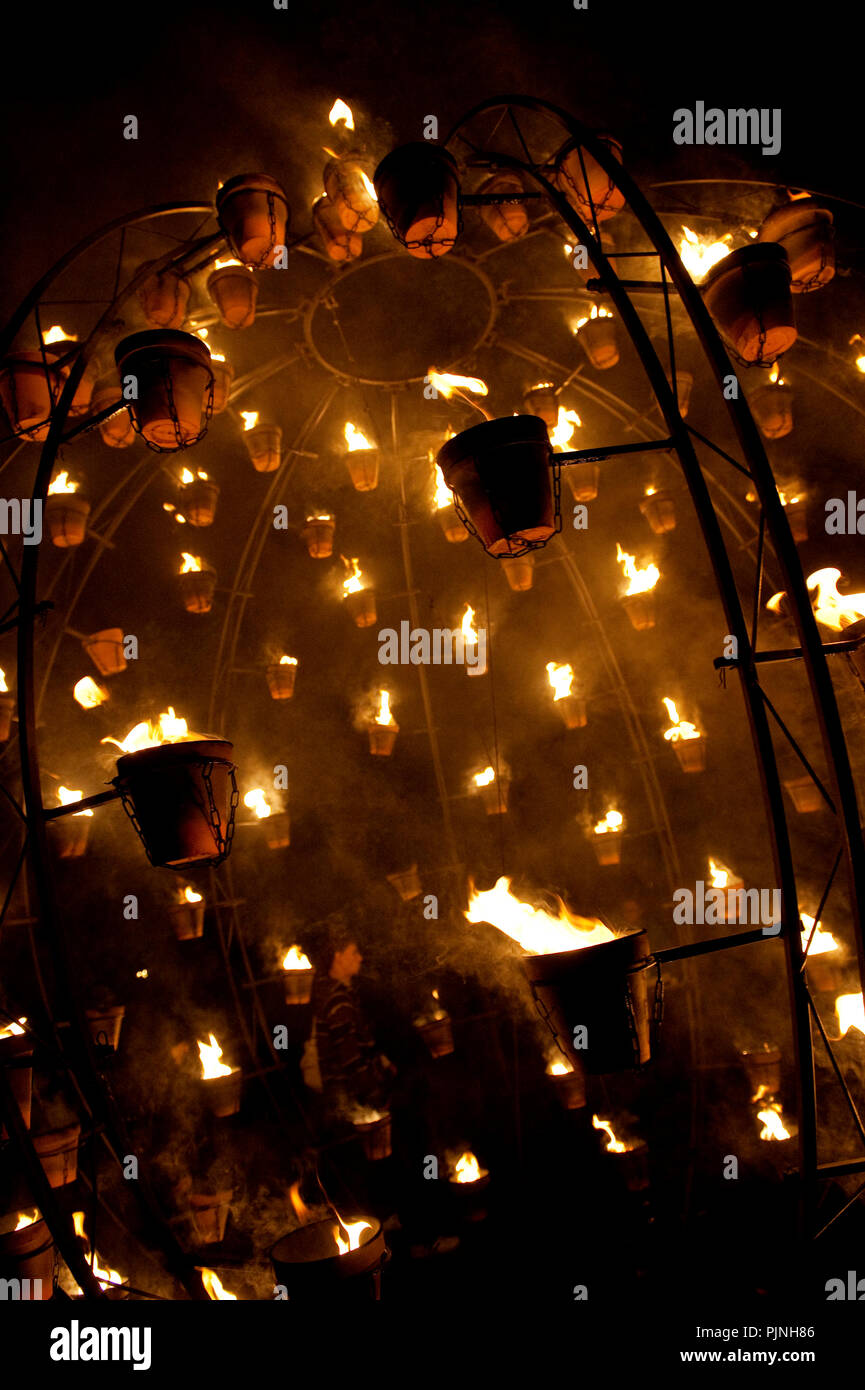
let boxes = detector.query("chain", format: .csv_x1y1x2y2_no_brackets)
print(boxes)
112,757,238,869
128,351,215,455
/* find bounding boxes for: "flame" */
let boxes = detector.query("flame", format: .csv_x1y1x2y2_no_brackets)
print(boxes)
616,542,660,596
546,1056,573,1075
546,661,574,701
758,1104,791,1141
768,361,785,386
473,766,495,787
48,470,78,495
593,809,623,835
358,170,377,201
14,1208,39,1230
0,668,7,693
73,677,107,709
198,1034,234,1080
645,485,656,496
328,99,354,129
374,690,395,727
0,1017,26,1038
453,1152,485,1184
334,1216,371,1255
199,1268,237,1300
800,914,838,957
428,370,488,399
777,489,801,507
288,1182,314,1224
592,1114,630,1153
433,462,452,510
708,857,737,888
44,325,77,345
549,407,582,450
661,696,701,742
179,553,203,574
279,654,298,665
807,569,865,632
343,557,365,596
678,226,732,282
461,604,478,646
71,1212,125,1288
182,886,203,905
344,421,373,451
283,944,312,971
241,411,259,431
850,336,865,373
101,707,190,754
573,304,614,331
243,788,272,819
465,875,614,954
214,258,243,270
306,513,333,523
563,243,574,257
57,785,93,817
836,993,865,1037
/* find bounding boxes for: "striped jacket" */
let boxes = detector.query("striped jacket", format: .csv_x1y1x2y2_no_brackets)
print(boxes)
312,975,378,1099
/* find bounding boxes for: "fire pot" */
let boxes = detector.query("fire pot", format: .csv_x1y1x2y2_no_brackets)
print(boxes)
565,461,599,502
82,629,126,676
169,901,205,940
136,266,190,329
670,369,693,418
45,494,91,548
209,360,233,415
554,695,587,729
301,517,335,558
606,1138,650,1193
592,832,621,866
416,1017,454,1058
741,1044,781,1100
216,173,289,268
264,811,291,849
90,378,135,447
437,415,554,556
548,1063,587,1110
353,1113,392,1160
671,738,706,773
621,591,656,631
447,1169,491,1222
345,589,377,628
284,969,313,1005
85,1005,125,1052
373,143,459,259
0,350,64,440
245,423,282,472
115,330,213,450
113,739,236,868
0,1216,54,1295
33,1124,81,1188
50,816,91,859
502,555,535,591
386,865,421,900
0,694,14,742
0,1032,33,1137
757,197,834,293
701,244,796,365
805,952,846,994
367,723,398,756
478,173,529,242
437,503,468,543
345,449,379,492
178,566,217,614
844,617,865,683
639,490,676,535
202,1069,242,1118
576,316,619,370
271,1217,386,1300
266,663,297,699
555,134,625,223
189,1190,233,1244
784,498,808,542
522,929,653,1073
749,384,794,439
180,479,220,528
313,195,363,262
323,158,380,234
783,774,823,814
207,264,259,329
522,385,558,429
477,779,508,815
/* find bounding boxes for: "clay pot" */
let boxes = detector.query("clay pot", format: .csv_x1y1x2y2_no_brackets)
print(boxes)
345,449,379,492
48,344,96,418
0,694,15,742
188,1190,233,1244
784,775,823,813
757,198,834,293
711,876,745,925
522,385,558,429
50,815,91,859
266,663,297,699
136,266,190,329
209,360,234,415
784,497,808,543
386,865,421,900
741,1044,781,1101
592,833,621,866
0,350,64,440
353,1113,391,1160
670,369,693,418
90,379,135,447
169,901,205,940
180,478,220,528
284,970,313,1005
477,778,508,816
749,383,794,439
0,1216,54,1296
671,738,706,773
245,423,282,472
367,722,398,756
216,173,289,268
554,695,587,729
345,589,377,628
83,629,126,676
33,1124,81,1188
323,159,380,234
45,494,90,548
207,264,259,329
115,331,213,450
555,134,625,224
639,490,676,534
478,173,529,242
301,517,335,558
85,1005,124,1052
264,811,291,849
313,196,363,263
438,415,554,556
202,1069,242,1118
437,503,468,543
607,1139,650,1192
113,738,235,868
804,952,845,994
701,244,796,365
416,1017,454,1058
502,555,535,591
178,566,217,614
548,1065,587,1110
0,1032,32,1137
448,1168,490,1222
373,143,459,260
621,591,656,630
576,315,619,369
270,1217,386,1298
565,462,599,502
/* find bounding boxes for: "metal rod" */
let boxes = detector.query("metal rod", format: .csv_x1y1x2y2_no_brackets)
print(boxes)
42,788,121,819
654,927,773,963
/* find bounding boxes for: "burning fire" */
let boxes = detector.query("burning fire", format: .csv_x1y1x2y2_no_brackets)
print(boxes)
546,1054,574,1076
14,1208,39,1229
57,786,93,818
849,335,865,373
472,766,496,787
768,361,786,387
573,304,614,332
240,411,259,431
592,1114,633,1153
453,1152,485,1184
328,98,354,129
179,553,204,574
44,325,77,345
549,407,582,450
800,914,838,957
678,226,732,282
427,369,488,398
836,993,865,1037
48,470,79,495
73,676,107,709
465,876,613,955
0,668,7,693
199,1268,237,1300
334,1216,371,1255
374,690,395,727
243,788,272,819
102,707,191,754
343,557,366,596
616,543,660,596
278,654,298,666
197,1034,235,1080
288,1181,314,1224
181,886,203,905
72,1211,125,1288
757,1104,791,1142
214,258,243,270
461,604,479,648
546,661,574,701
181,467,209,484
662,697,701,743
344,421,373,451
0,1017,26,1038
433,461,452,510
807,569,865,632
593,810,623,836
708,857,736,888
283,944,312,971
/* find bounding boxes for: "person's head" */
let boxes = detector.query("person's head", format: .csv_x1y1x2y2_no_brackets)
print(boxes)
329,939,363,983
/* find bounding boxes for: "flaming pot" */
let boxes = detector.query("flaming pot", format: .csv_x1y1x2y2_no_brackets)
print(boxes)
522,385,558,429
783,774,823,814
188,1189,233,1244
576,316,619,370
749,384,794,439
301,517,335,558
345,449,379,492
386,865,421,900
181,478,220,528
437,503,468,543
284,969,314,1005
33,1123,81,1188
757,197,834,293
50,816,91,859
207,263,259,329
671,738,706,773
266,663,297,699
522,929,654,1074
209,360,233,416
548,1062,587,1110
271,1217,386,1300
202,1069,242,1118
416,1017,454,1058
373,143,459,259
0,694,14,743
639,490,676,535
115,330,213,450
0,349,64,440
323,158,380,234
0,1032,32,1138
447,1169,491,1223
85,1005,125,1052
592,832,621,866
741,1045,781,1100
565,461,599,502
478,778,508,816
216,173,289,268
711,875,745,925
701,244,796,365
345,589,377,628
607,1139,650,1193
437,415,554,556
353,1113,392,1160
555,134,625,223
621,590,656,631
90,378,135,447
136,266,190,329
313,196,363,263
367,723,398,756
805,952,846,994
478,172,529,242
169,901,205,940
83,628,126,676
784,498,808,543
264,811,291,849
245,423,282,472
0,1216,54,1296
555,695,587,730
502,555,534,591
112,739,236,868
178,565,217,614
45,493,91,548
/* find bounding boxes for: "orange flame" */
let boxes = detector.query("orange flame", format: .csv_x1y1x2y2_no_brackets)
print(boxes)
465,876,613,954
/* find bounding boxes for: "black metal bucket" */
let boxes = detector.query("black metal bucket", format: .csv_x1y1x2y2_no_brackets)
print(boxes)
113,739,237,868
437,415,555,556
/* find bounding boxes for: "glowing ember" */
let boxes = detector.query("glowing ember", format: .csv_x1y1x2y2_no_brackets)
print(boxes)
573,304,614,332
102,707,191,754
549,407,581,450
328,98,354,129
182,886,203,905
0,1017,26,1038
465,875,613,955
48,470,79,495
473,766,496,787
344,421,373,451
343,557,366,596
283,944,312,971
44,325,77,345
836,993,865,1037
594,810,623,836
616,543,660,596
73,677,107,709
546,661,574,701
244,788,272,819
374,690,395,727
198,1034,235,1080
14,1208,39,1230
428,370,488,398
662,697,701,743
592,1114,631,1153
757,1104,791,1141
678,226,732,282
179,553,203,574
334,1216,371,1255
199,1268,237,1300
453,1152,485,1184
800,914,838,957
240,411,259,431
57,786,93,818
433,462,452,510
